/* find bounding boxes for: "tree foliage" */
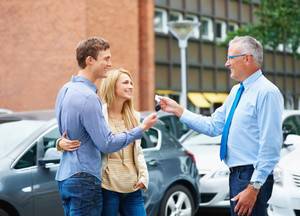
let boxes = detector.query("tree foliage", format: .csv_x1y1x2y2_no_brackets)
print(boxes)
225,0,300,55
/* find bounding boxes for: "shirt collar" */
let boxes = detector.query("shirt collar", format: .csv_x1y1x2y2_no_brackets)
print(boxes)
242,69,262,89
71,75,97,93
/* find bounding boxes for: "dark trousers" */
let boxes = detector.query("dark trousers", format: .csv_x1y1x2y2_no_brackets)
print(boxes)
58,172,102,216
102,188,146,216
229,165,274,216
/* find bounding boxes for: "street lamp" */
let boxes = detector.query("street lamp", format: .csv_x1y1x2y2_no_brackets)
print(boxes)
168,20,200,108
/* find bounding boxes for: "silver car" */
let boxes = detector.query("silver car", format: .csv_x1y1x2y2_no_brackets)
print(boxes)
0,110,200,216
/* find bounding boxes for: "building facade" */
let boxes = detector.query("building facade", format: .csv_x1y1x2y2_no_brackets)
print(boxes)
0,0,299,112
154,0,300,112
0,0,155,111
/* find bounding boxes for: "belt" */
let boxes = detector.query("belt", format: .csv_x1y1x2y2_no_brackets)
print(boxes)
72,172,92,177
229,164,253,173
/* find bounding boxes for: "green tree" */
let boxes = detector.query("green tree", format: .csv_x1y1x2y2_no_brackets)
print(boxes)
226,0,300,55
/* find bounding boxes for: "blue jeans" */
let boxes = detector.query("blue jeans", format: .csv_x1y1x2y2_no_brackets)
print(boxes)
229,165,274,216
57,172,102,216
102,188,146,216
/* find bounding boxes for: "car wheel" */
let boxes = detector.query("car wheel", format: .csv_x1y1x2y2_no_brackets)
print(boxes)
0,208,10,216
159,184,195,216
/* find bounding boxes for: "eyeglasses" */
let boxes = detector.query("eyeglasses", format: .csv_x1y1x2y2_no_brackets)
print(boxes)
227,54,247,60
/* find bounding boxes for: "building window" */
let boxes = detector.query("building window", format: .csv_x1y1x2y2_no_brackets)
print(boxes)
228,22,238,33
200,17,213,41
169,11,183,22
185,14,200,39
215,20,226,41
154,8,168,33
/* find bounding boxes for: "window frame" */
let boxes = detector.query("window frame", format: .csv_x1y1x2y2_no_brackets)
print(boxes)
12,125,59,170
185,14,200,39
200,17,214,41
169,11,183,22
154,8,168,34
227,22,238,33
215,20,227,42
141,127,162,152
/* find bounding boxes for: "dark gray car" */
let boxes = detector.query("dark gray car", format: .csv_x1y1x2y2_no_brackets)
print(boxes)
0,111,200,216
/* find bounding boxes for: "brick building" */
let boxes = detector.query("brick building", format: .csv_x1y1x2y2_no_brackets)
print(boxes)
0,0,155,111
1,0,299,112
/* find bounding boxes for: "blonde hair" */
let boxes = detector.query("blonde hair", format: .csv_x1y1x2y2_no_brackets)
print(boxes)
99,68,139,129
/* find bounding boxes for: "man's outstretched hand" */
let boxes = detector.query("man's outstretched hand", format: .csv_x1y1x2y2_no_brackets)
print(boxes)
159,97,184,117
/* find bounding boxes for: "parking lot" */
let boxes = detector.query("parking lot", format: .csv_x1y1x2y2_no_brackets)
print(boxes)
1,110,300,216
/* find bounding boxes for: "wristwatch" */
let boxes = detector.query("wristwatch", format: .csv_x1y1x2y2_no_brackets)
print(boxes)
249,181,263,191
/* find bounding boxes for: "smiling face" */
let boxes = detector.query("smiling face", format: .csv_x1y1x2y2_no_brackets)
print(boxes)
90,49,112,79
115,73,134,101
225,44,247,82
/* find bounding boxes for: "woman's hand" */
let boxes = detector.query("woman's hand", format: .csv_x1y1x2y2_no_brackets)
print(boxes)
134,180,146,190
58,132,81,151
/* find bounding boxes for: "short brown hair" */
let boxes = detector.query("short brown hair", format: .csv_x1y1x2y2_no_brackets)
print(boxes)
76,37,110,69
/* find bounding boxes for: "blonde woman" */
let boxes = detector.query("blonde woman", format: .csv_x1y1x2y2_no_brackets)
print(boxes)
57,68,148,216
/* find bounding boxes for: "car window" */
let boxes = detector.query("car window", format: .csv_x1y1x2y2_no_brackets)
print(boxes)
159,116,172,134
14,127,61,169
283,115,300,138
42,127,61,154
14,143,37,169
0,120,44,158
141,128,159,149
176,120,189,138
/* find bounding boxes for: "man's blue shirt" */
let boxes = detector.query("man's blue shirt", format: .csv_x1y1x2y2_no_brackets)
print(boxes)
55,76,143,181
181,70,283,184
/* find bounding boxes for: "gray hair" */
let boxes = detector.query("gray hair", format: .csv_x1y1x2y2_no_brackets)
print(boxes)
229,36,263,67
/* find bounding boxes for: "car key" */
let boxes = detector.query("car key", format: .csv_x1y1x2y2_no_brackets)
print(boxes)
154,95,162,111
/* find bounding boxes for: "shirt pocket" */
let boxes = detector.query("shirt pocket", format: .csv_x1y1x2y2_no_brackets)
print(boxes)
235,101,256,125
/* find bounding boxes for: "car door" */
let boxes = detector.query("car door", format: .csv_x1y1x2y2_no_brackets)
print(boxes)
8,144,37,216
32,126,64,216
141,127,164,214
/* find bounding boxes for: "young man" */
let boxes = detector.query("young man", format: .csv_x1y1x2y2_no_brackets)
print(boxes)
160,36,283,216
55,37,157,216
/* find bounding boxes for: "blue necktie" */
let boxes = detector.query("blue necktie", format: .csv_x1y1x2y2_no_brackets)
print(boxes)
220,83,245,161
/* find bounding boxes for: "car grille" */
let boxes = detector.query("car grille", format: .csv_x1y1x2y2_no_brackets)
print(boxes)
292,173,300,188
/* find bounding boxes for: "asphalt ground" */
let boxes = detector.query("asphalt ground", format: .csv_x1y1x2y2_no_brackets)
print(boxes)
196,207,231,216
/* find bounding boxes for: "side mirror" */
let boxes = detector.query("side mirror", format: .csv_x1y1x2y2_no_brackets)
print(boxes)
38,147,61,168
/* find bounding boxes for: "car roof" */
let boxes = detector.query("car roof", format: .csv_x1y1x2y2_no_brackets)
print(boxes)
0,110,55,123
0,108,13,114
283,109,300,119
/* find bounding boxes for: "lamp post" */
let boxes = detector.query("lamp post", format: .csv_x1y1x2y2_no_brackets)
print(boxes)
168,20,200,108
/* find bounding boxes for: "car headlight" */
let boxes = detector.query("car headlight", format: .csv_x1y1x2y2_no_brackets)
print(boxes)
210,170,229,179
273,166,284,186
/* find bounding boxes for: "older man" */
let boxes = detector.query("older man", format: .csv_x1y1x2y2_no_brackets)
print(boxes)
160,36,283,216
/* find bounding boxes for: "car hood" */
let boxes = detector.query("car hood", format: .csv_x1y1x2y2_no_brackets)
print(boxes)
278,148,300,172
183,143,226,173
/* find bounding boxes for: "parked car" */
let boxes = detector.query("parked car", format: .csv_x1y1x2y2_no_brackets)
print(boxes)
0,108,13,115
268,135,300,216
156,111,190,141
0,110,200,216
180,110,300,210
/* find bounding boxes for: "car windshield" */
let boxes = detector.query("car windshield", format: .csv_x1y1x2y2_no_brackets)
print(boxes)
0,120,45,158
